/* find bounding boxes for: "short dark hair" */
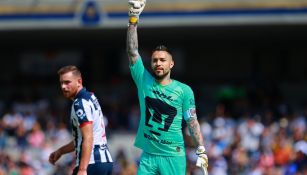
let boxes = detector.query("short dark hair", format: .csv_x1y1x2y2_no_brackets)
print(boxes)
153,45,172,55
57,65,82,77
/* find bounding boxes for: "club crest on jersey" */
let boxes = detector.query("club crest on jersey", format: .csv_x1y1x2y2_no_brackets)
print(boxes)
76,109,85,119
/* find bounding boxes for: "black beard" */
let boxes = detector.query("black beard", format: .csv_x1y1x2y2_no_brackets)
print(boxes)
153,71,168,80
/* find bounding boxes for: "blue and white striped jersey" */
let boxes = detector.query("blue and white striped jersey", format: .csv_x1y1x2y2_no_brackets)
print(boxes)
70,88,112,167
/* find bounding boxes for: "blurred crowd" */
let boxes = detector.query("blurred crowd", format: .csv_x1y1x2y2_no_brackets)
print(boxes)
0,84,306,175
0,98,74,175
185,103,307,175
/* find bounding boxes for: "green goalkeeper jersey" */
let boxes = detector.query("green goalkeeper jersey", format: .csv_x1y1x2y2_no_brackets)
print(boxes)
130,57,197,156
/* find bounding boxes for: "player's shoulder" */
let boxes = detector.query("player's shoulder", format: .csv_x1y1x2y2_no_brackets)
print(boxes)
173,79,193,91
73,88,93,106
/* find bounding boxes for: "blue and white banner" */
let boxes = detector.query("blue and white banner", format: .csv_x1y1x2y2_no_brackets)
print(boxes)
0,0,307,29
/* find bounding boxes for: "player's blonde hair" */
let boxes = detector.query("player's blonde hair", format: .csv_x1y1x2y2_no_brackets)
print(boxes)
57,65,82,78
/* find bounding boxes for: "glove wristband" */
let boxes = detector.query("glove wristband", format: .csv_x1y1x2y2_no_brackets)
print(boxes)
129,16,138,25
196,146,206,155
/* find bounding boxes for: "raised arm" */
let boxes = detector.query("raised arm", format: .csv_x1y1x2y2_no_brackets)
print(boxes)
126,0,146,65
127,24,139,65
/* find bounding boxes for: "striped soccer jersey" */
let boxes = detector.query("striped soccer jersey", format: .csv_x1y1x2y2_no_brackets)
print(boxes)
70,88,112,167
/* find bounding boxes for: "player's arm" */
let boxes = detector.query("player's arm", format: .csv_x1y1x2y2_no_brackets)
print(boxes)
49,140,75,165
187,117,209,174
127,0,146,65
127,22,139,65
187,117,204,146
78,123,93,174
183,86,208,174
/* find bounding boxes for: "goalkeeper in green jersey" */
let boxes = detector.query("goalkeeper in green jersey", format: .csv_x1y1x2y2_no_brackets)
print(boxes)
126,0,209,174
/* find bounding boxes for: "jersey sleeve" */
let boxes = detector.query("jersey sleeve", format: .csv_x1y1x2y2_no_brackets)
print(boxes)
129,56,145,87
182,85,197,121
73,99,93,128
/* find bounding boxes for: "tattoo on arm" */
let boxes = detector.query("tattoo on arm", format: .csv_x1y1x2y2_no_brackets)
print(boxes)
127,24,140,65
187,117,204,146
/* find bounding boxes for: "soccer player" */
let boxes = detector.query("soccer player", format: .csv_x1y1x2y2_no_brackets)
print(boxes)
126,0,209,174
49,65,113,175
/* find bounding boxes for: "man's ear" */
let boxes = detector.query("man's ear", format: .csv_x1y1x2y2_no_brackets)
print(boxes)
78,78,83,87
170,60,174,69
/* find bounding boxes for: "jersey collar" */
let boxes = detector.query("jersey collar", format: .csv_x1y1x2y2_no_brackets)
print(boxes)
74,88,87,100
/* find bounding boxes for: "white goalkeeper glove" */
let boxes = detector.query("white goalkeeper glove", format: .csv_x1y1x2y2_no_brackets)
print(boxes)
128,0,146,24
196,146,209,175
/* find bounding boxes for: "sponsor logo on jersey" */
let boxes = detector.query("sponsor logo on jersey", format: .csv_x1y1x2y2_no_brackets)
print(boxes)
76,109,85,119
152,90,173,101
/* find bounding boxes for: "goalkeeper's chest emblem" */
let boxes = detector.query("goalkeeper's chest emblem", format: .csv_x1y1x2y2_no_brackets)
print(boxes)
153,90,173,101
176,147,180,152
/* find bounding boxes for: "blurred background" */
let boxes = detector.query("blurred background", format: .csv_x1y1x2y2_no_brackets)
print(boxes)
0,0,306,174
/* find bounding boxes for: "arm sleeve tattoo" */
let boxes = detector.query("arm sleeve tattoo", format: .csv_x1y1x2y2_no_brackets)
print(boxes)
127,24,140,65
187,117,205,146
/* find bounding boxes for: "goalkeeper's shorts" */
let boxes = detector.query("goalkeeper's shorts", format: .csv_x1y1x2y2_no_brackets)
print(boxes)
137,152,186,175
